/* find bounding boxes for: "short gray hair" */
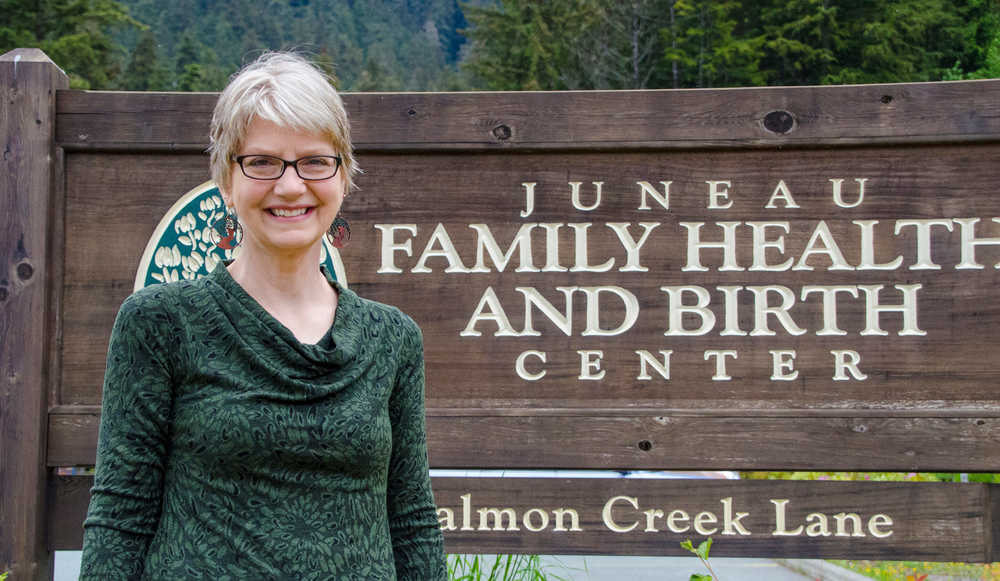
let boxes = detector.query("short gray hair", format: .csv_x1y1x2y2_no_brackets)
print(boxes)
208,52,359,195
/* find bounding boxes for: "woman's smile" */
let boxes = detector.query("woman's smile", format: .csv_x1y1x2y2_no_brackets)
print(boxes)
267,206,313,218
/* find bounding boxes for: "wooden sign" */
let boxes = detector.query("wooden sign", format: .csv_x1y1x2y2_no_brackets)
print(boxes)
4,47,1000,575
47,476,1000,561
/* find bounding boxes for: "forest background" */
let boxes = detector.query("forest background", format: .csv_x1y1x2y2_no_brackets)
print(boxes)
1,0,999,93
4,2,1000,577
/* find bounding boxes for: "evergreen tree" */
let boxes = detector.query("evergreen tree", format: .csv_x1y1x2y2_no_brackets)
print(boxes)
122,28,170,90
666,0,766,88
353,53,404,91
757,0,841,85
578,0,673,89
462,0,598,90
0,0,141,88
823,0,970,84
172,30,226,90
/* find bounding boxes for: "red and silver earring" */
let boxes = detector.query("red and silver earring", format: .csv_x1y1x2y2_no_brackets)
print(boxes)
211,210,243,250
327,216,351,249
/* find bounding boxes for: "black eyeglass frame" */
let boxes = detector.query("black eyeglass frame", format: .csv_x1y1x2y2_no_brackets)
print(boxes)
233,154,343,181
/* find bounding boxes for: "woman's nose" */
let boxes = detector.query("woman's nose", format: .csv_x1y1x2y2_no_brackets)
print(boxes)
273,166,307,195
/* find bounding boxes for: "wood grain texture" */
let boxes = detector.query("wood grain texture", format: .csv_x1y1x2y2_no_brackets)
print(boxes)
432,478,993,560
56,80,1000,151
0,48,65,581
52,142,1000,473
47,409,1000,471
35,80,1000,564
57,145,1000,411
344,146,1000,410
47,475,998,562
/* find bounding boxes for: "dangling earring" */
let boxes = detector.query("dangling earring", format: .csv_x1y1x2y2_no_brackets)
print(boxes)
327,215,350,249
211,209,243,250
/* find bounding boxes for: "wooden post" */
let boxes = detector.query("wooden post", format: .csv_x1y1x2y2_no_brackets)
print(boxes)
1,49,67,581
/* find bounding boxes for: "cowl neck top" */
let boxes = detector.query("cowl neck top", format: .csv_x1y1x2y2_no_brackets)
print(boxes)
195,264,378,396
80,263,448,579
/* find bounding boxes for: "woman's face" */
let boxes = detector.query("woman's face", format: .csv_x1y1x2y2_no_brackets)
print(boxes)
224,118,346,258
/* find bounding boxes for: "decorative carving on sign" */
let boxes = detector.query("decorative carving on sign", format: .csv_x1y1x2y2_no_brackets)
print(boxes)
133,181,347,291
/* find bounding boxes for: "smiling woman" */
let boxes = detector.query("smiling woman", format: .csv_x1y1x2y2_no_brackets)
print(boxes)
78,52,448,580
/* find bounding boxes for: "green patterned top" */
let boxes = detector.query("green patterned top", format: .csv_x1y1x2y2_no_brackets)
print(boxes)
80,264,447,580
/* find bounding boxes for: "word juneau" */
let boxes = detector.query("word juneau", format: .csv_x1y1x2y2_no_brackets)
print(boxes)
438,494,894,538
375,178,1000,382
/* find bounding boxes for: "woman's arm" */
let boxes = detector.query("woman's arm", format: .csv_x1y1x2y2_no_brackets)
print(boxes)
386,316,448,580
79,292,176,580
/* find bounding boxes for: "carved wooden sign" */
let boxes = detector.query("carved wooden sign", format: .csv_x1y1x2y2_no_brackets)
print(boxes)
340,143,1000,473
353,150,996,397
4,59,999,567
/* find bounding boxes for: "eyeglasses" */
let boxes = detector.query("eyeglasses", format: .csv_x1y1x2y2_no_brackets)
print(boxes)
234,154,342,181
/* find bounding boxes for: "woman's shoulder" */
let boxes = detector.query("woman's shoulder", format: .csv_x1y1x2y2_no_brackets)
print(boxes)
344,288,422,339
115,276,214,331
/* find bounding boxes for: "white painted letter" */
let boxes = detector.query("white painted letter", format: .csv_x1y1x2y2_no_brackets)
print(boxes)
770,350,798,381
801,285,859,336
832,350,867,381
637,181,671,210
830,178,867,208
516,286,576,336
469,223,539,273
765,180,800,209
855,220,903,270
704,350,738,381
706,180,734,209
516,351,547,381
578,350,606,380
602,496,639,533
749,221,793,271
579,286,639,336
682,222,744,272
375,223,417,274
954,218,1000,269
794,220,854,271
461,287,519,337
771,499,804,536
859,284,925,336
606,222,660,272
894,219,954,270
570,181,603,211
569,223,615,272
636,350,673,380
413,223,470,273
748,286,807,336
661,286,715,336
521,182,536,218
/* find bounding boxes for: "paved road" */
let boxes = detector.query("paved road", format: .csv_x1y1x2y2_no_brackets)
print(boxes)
538,556,817,580
57,551,820,580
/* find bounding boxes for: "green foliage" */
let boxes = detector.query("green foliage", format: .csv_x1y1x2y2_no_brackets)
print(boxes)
113,0,470,91
0,0,143,88
832,559,1000,580
121,28,169,90
462,0,1000,90
462,0,600,90
741,471,1000,482
0,570,8,581
681,538,718,581
5,0,998,91
447,554,573,581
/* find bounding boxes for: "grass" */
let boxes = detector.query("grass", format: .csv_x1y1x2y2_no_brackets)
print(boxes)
740,471,1000,483
831,560,1000,580
447,555,578,581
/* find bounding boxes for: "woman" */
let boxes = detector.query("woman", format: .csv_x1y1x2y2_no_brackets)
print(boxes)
80,52,448,580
